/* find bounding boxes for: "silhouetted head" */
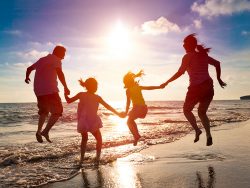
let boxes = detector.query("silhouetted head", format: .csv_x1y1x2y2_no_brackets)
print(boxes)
79,77,98,93
183,33,197,52
123,70,144,88
53,46,66,59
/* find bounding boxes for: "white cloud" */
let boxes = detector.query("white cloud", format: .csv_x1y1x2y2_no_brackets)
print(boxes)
13,62,33,68
241,30,250,36
193,19,202,29
16,50,49,61
3,29,23,36
141,17,181,35
191,0,250,18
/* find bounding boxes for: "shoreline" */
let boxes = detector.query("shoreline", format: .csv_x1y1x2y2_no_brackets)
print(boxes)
44,120,250,188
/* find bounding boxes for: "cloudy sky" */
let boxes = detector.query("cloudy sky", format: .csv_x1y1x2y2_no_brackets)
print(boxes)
0,0,250,102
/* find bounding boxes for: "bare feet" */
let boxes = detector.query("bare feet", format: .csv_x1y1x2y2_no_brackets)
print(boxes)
133,135,141,146
194,130,202,143
36,132,43,143
41,132,52,143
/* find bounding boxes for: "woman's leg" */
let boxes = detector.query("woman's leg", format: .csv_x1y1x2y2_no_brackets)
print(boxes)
183,92,202,142
198,95,213,146
80,132,88,164
127,117,141,146
92,130,102,161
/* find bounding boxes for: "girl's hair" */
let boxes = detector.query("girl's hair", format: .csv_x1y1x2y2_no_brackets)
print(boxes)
123,70,144,88
184,33,211,55
79,77,98,93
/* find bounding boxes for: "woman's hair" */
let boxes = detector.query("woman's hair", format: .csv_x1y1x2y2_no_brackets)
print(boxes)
184,33,211,55
79,77,98,93
123,70,144,88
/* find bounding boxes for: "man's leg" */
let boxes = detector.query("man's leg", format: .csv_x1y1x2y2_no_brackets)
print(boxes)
41,114,60,143
41,93,63,143
36,114,46,143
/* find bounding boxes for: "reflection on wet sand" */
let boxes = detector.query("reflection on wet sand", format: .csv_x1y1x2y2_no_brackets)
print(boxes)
196,166,215,188
80,161,142,188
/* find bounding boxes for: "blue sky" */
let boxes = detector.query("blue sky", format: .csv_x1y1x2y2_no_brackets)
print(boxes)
0,0,250,102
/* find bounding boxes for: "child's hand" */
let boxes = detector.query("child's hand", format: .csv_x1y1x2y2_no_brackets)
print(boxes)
118,112,127,118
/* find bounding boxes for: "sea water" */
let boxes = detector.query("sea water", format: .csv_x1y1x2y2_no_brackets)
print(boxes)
0,100,250,187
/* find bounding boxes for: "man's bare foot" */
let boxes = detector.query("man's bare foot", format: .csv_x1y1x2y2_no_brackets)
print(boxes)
206,137,213,146
194,130,202,143
41,132,52,143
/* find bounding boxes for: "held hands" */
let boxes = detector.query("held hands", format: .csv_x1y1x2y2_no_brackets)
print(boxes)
218,79,227,88
160,82,168,88
118,112,127,118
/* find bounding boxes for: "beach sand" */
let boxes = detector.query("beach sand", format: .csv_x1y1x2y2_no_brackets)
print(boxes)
44,120,250,188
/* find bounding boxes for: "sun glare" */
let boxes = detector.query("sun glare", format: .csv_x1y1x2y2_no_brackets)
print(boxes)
106,21,133,58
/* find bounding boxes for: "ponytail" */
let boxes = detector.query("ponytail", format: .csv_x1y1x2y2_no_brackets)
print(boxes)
196,44,211,55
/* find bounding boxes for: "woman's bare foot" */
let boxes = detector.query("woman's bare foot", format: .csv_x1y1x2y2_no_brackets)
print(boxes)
194,130,202,143
41,132,52,143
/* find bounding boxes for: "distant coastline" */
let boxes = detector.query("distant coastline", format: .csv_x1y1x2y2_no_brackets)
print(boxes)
240,95,250,100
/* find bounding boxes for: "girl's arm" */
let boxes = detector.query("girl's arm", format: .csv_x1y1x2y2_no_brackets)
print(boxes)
99,97,120,116
140,85,164,90
125,90,131,114
64,93,81,104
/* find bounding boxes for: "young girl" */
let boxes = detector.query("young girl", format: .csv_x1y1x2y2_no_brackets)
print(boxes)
65,77,123,165
123,70,164,146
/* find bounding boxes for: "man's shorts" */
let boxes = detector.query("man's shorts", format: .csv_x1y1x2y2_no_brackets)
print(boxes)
184,79,214,112
36,93,63,116
128,105,148,120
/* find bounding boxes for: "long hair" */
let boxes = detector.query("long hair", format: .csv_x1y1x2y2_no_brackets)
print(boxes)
184,33,211,55
123,70,144,88
79,77,98,93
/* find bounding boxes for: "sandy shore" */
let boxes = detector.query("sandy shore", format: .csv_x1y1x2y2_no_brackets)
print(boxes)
44,120,250,188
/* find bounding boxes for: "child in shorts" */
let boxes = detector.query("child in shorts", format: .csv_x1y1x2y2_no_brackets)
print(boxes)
123,70,164,145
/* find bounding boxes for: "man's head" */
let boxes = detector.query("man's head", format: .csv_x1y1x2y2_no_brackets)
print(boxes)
53,46,66,59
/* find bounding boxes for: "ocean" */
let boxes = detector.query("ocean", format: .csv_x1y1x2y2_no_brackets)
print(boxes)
0,100,250,187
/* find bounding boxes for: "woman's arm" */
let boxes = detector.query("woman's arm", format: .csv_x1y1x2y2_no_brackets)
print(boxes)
64,93,81,104
208,57,227,88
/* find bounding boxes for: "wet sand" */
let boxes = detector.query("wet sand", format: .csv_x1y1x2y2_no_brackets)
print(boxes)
44,120,250,188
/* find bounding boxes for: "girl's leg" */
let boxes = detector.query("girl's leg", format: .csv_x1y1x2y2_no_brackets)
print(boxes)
127,117,141,146
80,132,88,164
92,130,102,162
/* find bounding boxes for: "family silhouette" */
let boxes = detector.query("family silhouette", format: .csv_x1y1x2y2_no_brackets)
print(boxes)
25,33,226,165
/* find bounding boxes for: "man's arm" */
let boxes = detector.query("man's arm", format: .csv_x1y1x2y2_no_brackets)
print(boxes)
25,66,35,84
56,68,70,95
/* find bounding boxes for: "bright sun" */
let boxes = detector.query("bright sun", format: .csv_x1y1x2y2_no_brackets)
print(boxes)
106,21,132,58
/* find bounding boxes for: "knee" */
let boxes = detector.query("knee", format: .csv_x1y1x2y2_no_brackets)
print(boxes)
183,107,192,116
198,109,206,118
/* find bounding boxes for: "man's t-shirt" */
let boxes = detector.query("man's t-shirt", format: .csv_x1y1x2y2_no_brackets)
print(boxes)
32,54,62,96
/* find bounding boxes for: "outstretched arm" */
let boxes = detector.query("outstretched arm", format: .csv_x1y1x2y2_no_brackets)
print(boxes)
140,85,164,90
209,57,227,88
160,71,184,87
56,68,70,95
25,66,35,84
64,93,81,104
99,97,120,116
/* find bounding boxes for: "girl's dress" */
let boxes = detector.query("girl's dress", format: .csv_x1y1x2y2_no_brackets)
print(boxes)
77,92,103,133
